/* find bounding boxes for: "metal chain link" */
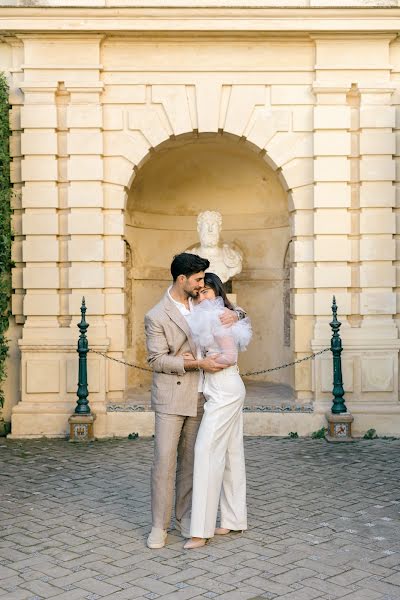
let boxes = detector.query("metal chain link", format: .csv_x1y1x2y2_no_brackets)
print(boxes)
89,347,330,377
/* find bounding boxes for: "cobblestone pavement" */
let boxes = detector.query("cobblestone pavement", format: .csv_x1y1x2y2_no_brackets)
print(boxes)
1,437,400,600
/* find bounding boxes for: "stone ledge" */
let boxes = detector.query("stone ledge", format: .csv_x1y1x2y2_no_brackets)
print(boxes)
107,402,314,413
0,1,397,7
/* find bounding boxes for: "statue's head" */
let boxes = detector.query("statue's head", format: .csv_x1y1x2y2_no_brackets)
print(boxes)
197,211,222,249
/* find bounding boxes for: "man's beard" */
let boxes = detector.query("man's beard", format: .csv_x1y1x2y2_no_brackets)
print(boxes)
186,289,200,299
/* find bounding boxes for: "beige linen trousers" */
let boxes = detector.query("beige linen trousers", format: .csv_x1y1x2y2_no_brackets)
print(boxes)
145,292,204,531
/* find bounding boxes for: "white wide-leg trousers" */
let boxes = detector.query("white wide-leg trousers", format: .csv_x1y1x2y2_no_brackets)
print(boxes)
190,366,247,539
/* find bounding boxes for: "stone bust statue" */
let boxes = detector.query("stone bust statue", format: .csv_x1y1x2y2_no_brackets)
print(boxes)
187,210,242,284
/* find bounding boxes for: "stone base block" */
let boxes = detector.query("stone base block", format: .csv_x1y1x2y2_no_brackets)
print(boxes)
325,411,354,443
105,410,326,438
68,413,96,442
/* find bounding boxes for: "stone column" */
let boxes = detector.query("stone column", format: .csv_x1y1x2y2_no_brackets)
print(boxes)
312,82,400,432
11,36,109,438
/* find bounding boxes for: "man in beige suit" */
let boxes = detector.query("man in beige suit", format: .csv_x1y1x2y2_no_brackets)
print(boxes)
145,252,240,549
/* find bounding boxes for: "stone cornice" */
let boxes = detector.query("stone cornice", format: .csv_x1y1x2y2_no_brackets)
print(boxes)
0,7,400,33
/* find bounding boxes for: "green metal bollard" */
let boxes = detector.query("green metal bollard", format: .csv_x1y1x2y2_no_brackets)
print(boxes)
74,297,91,415
325,296,353,442
329,296,347,414
69,298,96,441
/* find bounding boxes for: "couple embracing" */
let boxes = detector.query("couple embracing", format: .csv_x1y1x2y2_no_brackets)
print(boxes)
145,252,252,550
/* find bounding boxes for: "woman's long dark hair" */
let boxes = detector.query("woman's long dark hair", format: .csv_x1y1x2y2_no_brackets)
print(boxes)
203,272,234,310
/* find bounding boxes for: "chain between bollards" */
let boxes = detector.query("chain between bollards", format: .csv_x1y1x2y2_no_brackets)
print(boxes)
89,347,330,377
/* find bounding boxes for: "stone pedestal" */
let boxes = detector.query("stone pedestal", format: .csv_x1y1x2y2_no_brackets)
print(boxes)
325,412,354,442
68,413,96,442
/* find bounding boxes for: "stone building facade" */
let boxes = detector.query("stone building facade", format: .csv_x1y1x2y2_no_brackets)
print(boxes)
1,1,400,438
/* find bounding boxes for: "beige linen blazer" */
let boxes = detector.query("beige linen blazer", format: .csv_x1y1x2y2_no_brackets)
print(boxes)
144,292,200,417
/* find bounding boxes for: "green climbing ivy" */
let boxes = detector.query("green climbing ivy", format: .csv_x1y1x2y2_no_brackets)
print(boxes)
0,73,11,409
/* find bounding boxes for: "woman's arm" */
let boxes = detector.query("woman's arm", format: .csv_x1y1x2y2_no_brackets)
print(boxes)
214,333,238,366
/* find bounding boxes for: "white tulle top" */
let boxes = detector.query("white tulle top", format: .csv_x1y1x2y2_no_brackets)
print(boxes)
186,298,252,366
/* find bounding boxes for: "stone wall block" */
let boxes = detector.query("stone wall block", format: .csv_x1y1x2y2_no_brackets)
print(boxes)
314,182,351,208
314,291,351,315
271,85,314,105
224,85,267,138
68,156,103,181
26,360,60,394
291,293,314,316
67,131,103,155
314,209,351,234
69,264,105,288
128,106,170,148
360,291,396,315
66,105,102,128
23,267,60,289
10,159,21,184
104,237,125,262
69,181,103,208
292,265,314,288
104,317,126,352
292,211,313,236
104,211,124,235
103,106,124,130
293,239,314,262
105,266,125,288
265,132,313,167
290,185,313,211
24,293,59,316
103,131,150,166
68,238,104,262
360,264,396,287
360,106,395,128
314,157,350,182
281,158,314,189
360,157,395,181
360,209,395,234
11,240,22,264
245,110,276,149
292,106,313,132
68,211,103,235
23,238,59,262
314,106,351,129
103,156,134,187
314,236,351,261
105,293,125,315
69,292,105,315
21,130,57,155
360,132,395,155
22,212,58,235
21,157,58,181
152,85,193,136
103,184,126,210
360,238,395,261
314,131,351,156
196,81,221,133
314,266,351,288
360,181,395,207
22,182,58,209
12,267,22,290
20,105,57,128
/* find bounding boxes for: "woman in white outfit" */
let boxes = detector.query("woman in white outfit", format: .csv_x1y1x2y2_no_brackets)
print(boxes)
183,273,252,550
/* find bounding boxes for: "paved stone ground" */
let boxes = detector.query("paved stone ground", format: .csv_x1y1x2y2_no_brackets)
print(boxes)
1,437,400,600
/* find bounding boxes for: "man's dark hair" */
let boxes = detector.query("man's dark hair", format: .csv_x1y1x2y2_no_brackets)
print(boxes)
171,253,210,281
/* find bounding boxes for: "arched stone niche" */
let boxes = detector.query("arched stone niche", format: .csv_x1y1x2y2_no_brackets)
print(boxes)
124,132,293,393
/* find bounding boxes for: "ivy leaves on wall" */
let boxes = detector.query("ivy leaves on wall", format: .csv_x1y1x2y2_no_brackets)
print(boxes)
0,73,11,409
